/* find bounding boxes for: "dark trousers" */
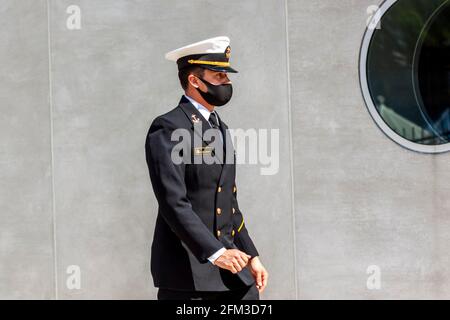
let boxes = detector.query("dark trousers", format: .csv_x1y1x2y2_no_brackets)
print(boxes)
157,285,260,300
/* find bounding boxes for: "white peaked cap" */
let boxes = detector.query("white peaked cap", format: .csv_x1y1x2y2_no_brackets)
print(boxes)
165,36,231,61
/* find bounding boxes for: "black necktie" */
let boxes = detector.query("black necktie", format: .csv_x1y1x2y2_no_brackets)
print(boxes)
208,112,224,146
208,112,220,129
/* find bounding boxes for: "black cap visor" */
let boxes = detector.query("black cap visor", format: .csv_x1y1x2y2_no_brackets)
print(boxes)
201,65,238,73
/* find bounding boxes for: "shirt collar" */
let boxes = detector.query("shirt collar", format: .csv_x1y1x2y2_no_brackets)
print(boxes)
184,94,214,122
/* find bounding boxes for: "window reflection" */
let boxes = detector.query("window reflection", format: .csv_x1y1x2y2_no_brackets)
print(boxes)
367,0,450,145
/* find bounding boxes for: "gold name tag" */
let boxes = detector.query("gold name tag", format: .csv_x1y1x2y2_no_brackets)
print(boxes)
193,146,214,155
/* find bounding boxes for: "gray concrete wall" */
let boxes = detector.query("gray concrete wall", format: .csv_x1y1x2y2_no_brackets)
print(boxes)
0,0,55,299
0,0,449,299
288,0,450,299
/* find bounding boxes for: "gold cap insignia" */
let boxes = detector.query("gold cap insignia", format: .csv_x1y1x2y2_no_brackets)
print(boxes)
225,46,231,59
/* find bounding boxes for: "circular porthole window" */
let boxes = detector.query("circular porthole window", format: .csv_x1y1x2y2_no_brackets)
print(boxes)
360,0,450,153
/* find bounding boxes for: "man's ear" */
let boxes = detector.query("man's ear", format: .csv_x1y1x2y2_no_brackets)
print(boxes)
187,74,199,89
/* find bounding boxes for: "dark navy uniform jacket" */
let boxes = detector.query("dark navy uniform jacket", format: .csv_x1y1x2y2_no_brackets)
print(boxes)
145,95,259,291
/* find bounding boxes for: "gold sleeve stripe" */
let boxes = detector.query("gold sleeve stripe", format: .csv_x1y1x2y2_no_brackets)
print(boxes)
187,59,230,67
237,219,245,232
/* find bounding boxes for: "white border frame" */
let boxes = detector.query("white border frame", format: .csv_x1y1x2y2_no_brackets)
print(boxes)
359,0,450,154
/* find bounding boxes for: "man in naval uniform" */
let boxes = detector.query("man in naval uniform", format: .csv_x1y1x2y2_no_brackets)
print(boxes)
145,36,268,300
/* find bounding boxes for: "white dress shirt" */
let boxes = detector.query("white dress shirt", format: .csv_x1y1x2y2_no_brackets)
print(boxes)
184,94,224,142
184,94,226,264
184,94,213,124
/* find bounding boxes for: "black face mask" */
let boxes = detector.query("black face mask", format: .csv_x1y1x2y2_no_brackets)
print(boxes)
195,77,233,107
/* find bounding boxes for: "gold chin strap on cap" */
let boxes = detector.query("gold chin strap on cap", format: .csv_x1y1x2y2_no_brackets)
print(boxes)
188,59,230,67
